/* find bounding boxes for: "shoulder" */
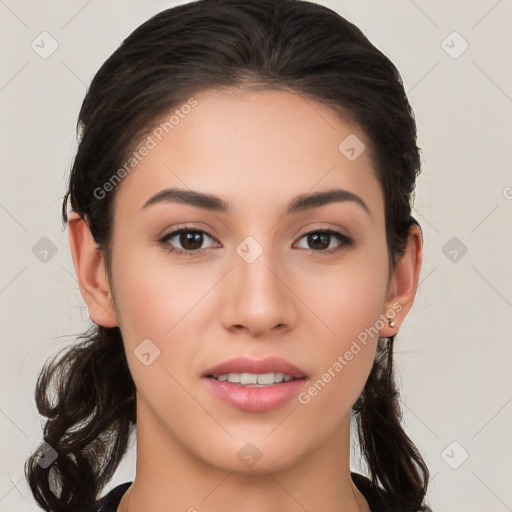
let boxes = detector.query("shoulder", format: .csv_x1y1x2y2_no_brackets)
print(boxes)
79,482,132,512
351,472,432,512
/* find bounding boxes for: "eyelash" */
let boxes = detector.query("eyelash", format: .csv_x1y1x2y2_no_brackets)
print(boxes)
157,225,355,257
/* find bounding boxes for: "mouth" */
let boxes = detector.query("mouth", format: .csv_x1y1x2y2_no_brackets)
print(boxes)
202,358,309,412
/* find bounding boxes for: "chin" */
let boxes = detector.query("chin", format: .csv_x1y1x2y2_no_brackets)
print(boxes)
195,437,302,474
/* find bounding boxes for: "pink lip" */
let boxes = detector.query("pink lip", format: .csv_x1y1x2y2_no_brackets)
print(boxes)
203,377,308,412
202,356,308,412
203,356,307,379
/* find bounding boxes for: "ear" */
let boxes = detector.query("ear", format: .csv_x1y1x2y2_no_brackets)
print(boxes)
379,223,423,337
68,211,119,327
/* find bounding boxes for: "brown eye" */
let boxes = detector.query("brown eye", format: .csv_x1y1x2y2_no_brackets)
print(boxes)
158,227,218,256
294,229,354,254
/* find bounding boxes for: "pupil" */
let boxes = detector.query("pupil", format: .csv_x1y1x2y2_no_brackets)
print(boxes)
310,232,329,250
181,231,203,250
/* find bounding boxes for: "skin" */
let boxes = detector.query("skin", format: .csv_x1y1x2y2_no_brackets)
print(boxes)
68,87,422,512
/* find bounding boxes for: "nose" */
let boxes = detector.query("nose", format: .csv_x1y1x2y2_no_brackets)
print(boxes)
220,242,297,338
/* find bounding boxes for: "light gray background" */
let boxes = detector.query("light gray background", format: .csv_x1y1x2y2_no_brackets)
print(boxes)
1,1,511,511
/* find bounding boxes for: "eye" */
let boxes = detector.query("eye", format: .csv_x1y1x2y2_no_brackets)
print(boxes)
158,226,219,256
294,227,354,254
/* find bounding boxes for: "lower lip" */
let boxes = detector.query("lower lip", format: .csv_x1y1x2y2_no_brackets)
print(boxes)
203,377,308,412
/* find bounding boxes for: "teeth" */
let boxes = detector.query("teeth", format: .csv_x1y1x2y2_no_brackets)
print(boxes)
241,373,258,385
214,372,296,386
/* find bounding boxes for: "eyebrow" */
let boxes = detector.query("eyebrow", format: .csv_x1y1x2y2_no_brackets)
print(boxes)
140,187,371,217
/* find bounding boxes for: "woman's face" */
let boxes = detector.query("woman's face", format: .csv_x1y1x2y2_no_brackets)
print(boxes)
106,87,396,472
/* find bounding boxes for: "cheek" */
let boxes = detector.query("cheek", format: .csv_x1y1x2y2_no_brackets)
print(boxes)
297,249,388,399
305,250,389,345
295,272,383,424
109,248,210,406
111,245,215,341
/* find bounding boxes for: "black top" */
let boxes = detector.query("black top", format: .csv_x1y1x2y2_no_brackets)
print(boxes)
81,472,431,511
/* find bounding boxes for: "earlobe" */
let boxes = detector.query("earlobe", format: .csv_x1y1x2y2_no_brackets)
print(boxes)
379,224,423,338
68,212,118,328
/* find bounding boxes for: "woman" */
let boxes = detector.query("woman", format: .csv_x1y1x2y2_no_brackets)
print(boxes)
25,0,432,511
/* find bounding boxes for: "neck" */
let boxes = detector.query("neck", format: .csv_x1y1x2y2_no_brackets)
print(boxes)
117,399,369,512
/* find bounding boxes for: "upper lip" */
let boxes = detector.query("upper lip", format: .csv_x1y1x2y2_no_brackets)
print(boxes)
203,356,307,379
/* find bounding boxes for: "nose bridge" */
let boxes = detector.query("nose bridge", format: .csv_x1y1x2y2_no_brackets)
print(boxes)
222,230,293,335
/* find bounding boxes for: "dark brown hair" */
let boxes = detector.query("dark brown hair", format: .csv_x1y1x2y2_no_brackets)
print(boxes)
25,1,431,510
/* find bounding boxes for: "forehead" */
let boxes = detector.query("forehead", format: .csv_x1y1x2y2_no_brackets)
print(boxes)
111,87,383,221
